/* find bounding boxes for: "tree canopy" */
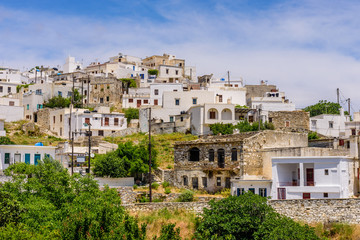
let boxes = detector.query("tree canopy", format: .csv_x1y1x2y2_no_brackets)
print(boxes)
124,108,139,124
93,138,158,178
195,192,319,240
0,155,146,239
0,136,15,145
303,100,349,117
44,89,83,108
210,121,274,135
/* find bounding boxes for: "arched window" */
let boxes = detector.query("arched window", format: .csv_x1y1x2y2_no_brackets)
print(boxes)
208,108,218,120
189,147,200,161
209,149,214,162
218,149,225,168
231,148,237,161
221,108,232,120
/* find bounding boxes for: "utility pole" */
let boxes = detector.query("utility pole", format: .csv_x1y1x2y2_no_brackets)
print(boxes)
227,71,230,86
71,131,74,175
148,107,152,202
190,68,192,81
87,124,91,175
348,98,351,115
87,75,90,104
81,78,84,108
258,107,261,131
337,88,340,105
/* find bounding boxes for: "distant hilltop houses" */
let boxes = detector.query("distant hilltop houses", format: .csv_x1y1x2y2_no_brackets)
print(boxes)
1,52,360,202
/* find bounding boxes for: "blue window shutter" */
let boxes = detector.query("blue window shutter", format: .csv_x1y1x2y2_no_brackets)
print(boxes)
237,188,240,196
264,188,267,197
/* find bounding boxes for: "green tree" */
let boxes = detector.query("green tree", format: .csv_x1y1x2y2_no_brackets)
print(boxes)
195,193,319,240
209,123,234,135
234,120,274,132
120,78,137,93
125,107,139,124
308,131,319,140
148,69,159,76
154,223,181,240
44,89,83,108
303,100,348,117
0,136,15,145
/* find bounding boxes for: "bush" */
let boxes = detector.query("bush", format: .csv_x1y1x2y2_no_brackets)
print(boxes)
124,108,139,124
133,184,138,190
148,69,159,76
308,131,319,140
154,223,181,240
165,187,171,194
177,190,194,202
162,181,170,188
152,182,160,190
209,123,234,135
0,136,15,145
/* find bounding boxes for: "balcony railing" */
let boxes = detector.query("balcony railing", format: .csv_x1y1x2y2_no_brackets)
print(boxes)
278,181,315,187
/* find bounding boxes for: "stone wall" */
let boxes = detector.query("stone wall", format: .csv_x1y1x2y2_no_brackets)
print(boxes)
108,127,139,137
123,201,210,214
268,111,310,131
36,108,51,129
269,199,360,224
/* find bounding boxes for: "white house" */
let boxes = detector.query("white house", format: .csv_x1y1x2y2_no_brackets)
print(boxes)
0,67,23,84
311,108,349,138
150,83,183,106
271,156,354,200
231,179,271,197
0,96,24,122
49,107,127,139
0,144,56,170
63,56,83,73
345,112,360,137
122,88,150,108
0,81,19,97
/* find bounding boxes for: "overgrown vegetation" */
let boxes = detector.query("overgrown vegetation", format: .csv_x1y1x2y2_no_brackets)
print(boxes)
304,100,350,117
103,132,198,169
120,78,137,92
0,136,15,145
194,192,319,240
16,83,33,93
0,156,147,239
308,131,320,140
148,69,159,76
209,121,275,135
44,89,83,108
93,138,158,178
177,190,194,202
124,107,139,124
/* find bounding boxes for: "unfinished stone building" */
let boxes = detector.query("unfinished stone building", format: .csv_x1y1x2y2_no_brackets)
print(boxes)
173,130,349,193
89,77,123,107
268,111,310,132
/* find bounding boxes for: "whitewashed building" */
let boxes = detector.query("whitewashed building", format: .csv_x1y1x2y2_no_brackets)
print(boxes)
0,96,24,122
311,108,349,138
63,56,82,73
0,145,56,170
345,112,360,137
122,88,150,108
0,119,5,136
150,83,183,106
271,156,354,200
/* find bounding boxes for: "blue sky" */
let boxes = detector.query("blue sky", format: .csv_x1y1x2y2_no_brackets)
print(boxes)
1,0,360,110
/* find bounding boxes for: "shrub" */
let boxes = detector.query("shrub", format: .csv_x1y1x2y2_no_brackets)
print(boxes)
165,187,171,194
154,223,181,240
308,131,319,140
133,184,138,190
209,123,234,135
177,190,194,202
124,108,139,124
148,69,159,76
152,182,160,190
0,136,15,145
162,181,170,188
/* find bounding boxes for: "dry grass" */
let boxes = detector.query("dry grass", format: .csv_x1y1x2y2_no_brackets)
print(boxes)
5,121,64,146
312,222,360,239
129,208,197,240
104,132,198,169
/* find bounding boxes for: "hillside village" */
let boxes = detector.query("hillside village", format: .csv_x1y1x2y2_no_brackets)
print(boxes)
1,53,359,200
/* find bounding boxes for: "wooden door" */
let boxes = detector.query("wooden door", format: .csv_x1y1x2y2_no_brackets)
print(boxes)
34,154,41,166
277,188,286,200
303,193,311,199
306,168,314,186
25,154,30,165
137,100,141,107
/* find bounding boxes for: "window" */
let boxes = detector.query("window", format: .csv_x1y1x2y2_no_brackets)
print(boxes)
202,177,207,188
53,116,56,124
179,63,182,67
237,188,245,196
27,104,29,110
225,177,231,188
329,121,334,128
217,149,225,168
9,101,14,106
269,117,273,123
114,118,119,126
311,120,316,128
249,188,255,194
144,99,148,104
175,70,179,75
285,121,290,127
175,99,180,105
8,87,11,93
36,89,42,95
218,95,223,102
154,99,158,105
303,193,311,199
60,115,63,122
189,147,200,161
100,98,104,103
183,176,188,186
85,118,90,124
4,153,10,164
209,109,217,119
98,130,104,136
217,177,221,186
0,86,2,92
323,193,328,198
231,148,237,161
192,98,197,105
166,69,169,74
105,117,109,126
84,90,87,96
352,129,356,135
106,96,109,102
259,188,267,197
154,89,159,95
95,85,98,89
170,116,174,122
209,149,214,161
129,98,133,103
58,91,62,97
324,169,329,175
180,117,183,122
192,177,198,189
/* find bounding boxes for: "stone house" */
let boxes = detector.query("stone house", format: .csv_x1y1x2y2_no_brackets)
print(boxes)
89,77,123,107
268,111,310,132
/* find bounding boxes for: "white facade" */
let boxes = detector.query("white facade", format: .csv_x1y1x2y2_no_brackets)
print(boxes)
0,119,5,136
207,85,246,106
271,156,354,200
188,103,236,135
0,82,19,97
345,112,360,137
0,145,56,170
150,83,183,106
184,66,197,82
0,68,22,83
122,88,150,108
49,107,127,139
0,105,24,122
231,179,271,197
63,56,82,74
158,65,184,83
311,109,349,138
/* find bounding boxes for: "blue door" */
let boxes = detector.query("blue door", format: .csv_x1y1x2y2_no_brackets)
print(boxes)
34,154,41,166
25,154,30,165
